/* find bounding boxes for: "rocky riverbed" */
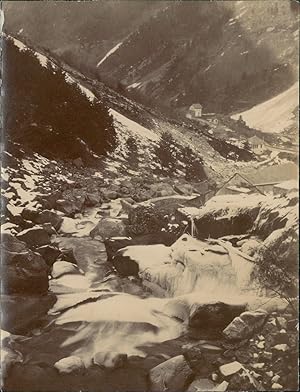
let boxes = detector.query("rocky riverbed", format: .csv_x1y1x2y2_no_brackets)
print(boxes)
1,154,298,392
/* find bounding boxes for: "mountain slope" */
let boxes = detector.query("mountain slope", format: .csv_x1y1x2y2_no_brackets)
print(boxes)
3,35,256,190
3,0,299,117
98,0,298,114
232,82,299,133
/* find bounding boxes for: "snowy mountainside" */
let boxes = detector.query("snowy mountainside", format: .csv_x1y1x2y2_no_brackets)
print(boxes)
231,82,299,134
4,35,256,189
3,0,299,117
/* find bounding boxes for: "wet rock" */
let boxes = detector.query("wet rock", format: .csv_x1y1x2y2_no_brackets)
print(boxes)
223,309,268,341
187,378,215,392
90,218,127,240
149,355,193,392
111,249,139,277
59,247,78,264
54,356,85,374
1,330,23,377
104,232,176,261
34,209,63,230
1,293,56,334
2,233,49,295
93,352,127,369
36,245,61,266
16,226,51,247
194,195,261,238
183,342,223,373
51,261,80,279
219,361,243,377
189,301,246,330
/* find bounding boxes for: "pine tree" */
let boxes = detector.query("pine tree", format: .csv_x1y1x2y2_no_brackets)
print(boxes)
125,136,139,168
3,37,116,160
182,146,206,181
155,131,177,173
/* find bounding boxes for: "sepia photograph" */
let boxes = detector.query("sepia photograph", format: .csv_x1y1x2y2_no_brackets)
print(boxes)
0,1,299,391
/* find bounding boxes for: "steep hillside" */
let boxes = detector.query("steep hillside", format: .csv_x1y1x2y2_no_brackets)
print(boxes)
231,82,299,133
98,0,298,114
2,1,166,76
3,35,256,190
3,0,299,116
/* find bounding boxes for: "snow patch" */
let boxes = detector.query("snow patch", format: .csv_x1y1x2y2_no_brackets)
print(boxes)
109,109,159,142
97,42,123,68
232,82,299,133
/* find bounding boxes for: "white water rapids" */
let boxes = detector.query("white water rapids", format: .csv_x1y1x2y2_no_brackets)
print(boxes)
43,227,277,366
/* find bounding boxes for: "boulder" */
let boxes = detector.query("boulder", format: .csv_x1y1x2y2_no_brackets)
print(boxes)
183,342,223,373
187,378,216,392
149,355,193,392
112,244,171,277
127,204,165,236
223,309,268,341
90,218,127,240
101,189,119,200
2,233,49,295
189,301,246,330
149,182,175,197
42,223,57,235
85,193,101,207
215,381,229,391
55,199,77,216
93,352,127,369
1,330,23,377
104,232,176,261
73,157,84,168
54,356,85,374
1,293,56,334
219,361,243,377
36,190,63,210
51,261,80,279
36,245,61,266
16,226,51,247
34,210,63,230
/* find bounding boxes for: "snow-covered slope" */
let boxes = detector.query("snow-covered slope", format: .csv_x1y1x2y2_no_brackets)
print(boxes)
232,82,299,133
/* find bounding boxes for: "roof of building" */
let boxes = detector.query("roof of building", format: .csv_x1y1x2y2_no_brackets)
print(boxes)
241,163,298,186
248,135,265,145
189,103,203,110
274,179,299,190
216,173,264,196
